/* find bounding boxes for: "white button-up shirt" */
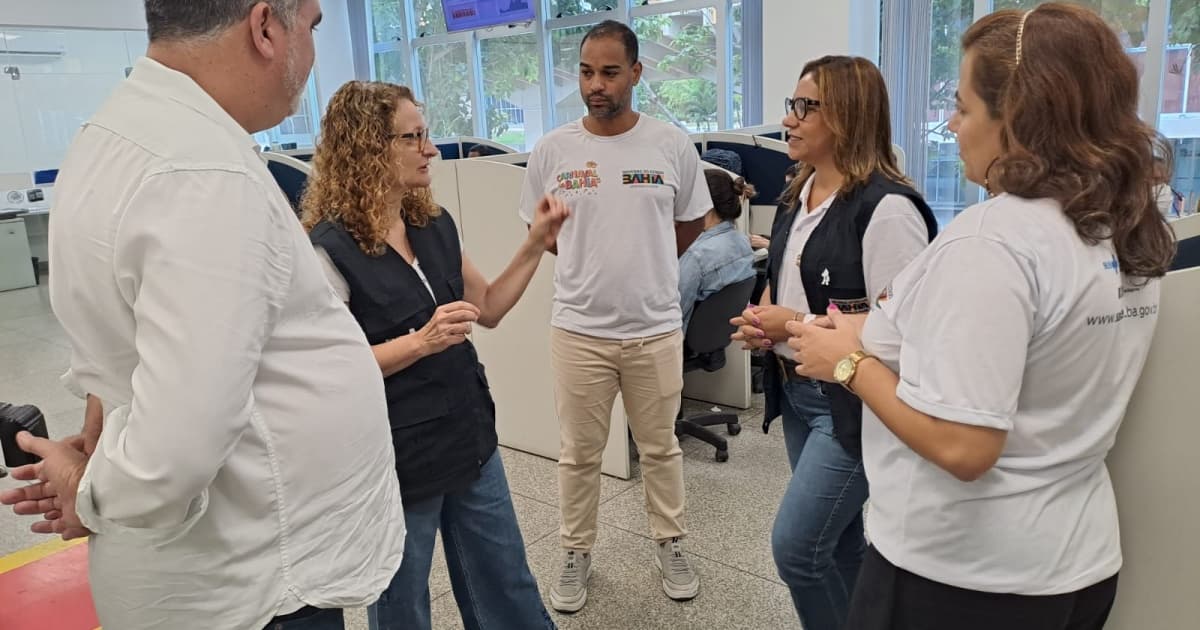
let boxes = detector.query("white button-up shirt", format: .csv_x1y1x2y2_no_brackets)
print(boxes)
49,57,404,629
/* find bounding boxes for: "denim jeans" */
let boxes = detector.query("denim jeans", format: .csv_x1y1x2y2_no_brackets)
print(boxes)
771,377,869,630
265,607,344,630
367,449,555,630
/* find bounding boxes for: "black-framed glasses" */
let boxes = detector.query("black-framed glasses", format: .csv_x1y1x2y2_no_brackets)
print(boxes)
785,97,821,121
387,128,431,146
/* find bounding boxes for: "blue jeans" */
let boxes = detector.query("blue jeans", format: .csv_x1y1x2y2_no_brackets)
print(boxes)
771,378,869,630
265,607,344,629
367,449,555,630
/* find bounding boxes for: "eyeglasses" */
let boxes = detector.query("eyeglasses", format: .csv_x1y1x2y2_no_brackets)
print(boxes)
387,128,431,146
785,97,821,121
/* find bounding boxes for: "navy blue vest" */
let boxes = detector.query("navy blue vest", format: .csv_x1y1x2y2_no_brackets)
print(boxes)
311,210,496,503
764,172,937,456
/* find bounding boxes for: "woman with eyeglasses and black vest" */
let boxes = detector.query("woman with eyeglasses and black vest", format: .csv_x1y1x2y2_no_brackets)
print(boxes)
300,81,565,630
730,56,937,630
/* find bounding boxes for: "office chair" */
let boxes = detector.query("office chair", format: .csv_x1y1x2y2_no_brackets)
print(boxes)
678,276,757,462
262,152,313,218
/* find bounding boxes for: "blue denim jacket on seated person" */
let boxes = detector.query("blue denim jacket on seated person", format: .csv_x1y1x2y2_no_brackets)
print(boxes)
679,221,756,332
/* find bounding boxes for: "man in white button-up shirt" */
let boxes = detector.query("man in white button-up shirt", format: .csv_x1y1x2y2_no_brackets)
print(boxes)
0,1,404,628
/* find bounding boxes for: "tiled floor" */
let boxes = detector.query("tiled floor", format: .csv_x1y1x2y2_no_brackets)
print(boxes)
0,280,801,630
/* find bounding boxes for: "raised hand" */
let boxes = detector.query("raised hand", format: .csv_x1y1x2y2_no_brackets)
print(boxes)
529,193,571,251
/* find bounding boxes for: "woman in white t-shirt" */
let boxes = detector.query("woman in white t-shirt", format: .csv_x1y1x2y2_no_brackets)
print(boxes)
785,5,1177,630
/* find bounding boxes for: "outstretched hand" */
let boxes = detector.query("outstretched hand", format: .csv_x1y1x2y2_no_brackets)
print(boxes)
0,432,91,540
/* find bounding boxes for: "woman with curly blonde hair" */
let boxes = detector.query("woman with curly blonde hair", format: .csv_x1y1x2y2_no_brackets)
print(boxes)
301,81,565,630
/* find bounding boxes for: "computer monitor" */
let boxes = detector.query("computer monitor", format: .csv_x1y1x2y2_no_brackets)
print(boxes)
443,0,535,33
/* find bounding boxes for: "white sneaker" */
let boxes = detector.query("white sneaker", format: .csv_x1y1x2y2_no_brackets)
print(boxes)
655,537,700,601
549,548,592,613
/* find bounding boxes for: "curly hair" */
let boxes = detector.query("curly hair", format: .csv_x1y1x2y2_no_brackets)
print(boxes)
300,81,440,256
963,4,1175,278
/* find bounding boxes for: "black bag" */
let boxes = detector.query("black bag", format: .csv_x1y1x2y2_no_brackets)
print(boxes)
0,402,48,468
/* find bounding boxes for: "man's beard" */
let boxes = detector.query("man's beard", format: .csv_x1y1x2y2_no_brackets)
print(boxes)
283,48,308,116
585,94,624,120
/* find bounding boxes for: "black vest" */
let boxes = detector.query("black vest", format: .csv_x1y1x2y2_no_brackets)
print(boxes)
763,172,937,456
311,211,496,503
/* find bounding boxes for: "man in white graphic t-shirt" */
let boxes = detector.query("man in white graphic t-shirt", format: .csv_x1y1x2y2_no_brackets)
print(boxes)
518,20,712,614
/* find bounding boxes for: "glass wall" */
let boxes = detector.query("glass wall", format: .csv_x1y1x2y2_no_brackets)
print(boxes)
481,33,542,150
894,0,1191,224
1157,0,1200,215
366,0,761,148
633,9,721,133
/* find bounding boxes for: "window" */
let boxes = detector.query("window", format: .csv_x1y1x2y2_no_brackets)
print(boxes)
924,0,975,225
549,1,611,19
481,33,542,150
633,9,720,133
418,42,473,137
255,74,322,149
374,50,411,86
412,0,449,36
731,1,746,128
364,0,763,143
1157,0,1200,215
371,0,407,41
550,25,593,126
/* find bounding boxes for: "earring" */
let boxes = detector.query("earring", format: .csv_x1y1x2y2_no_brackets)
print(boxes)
983,157,1000,197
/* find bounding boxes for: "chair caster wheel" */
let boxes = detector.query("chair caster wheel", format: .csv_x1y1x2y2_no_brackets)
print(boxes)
715,450,729,462
727,423,741,436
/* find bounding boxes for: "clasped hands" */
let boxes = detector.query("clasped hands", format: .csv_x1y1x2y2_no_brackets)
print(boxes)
731,304,868,382
0,394,103,540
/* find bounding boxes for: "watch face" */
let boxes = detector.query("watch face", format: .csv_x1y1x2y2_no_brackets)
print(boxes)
834,357,854,384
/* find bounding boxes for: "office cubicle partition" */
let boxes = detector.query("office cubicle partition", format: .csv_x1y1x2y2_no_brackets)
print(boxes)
1106,265,1200,629
1169,213,1200,270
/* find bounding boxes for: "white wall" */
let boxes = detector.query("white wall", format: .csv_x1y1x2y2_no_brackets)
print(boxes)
761,0,880,125
313,0,356,111
1,0,147,30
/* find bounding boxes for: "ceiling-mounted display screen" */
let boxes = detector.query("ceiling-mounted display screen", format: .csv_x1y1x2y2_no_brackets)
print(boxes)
443,0,536,33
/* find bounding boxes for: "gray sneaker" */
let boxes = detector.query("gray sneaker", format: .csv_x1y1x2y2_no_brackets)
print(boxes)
550,548,592,613
655,537,699,601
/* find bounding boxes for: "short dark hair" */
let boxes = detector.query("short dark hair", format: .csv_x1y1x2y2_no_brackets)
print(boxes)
580,20,639,66
705,169,756,222
466,144,502,157
144,0,299,42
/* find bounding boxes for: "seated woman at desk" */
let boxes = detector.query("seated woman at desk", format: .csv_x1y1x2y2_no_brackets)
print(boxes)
300,81,566,630
678,169,757,330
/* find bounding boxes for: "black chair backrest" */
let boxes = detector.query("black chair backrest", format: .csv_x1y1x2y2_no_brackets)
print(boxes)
684,276,757,356
1172,234,1200,271
266,160,308,217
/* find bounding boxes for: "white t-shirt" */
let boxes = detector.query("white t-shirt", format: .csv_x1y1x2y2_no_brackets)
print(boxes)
773,174,930,360
519,115,712,339
860,193,1162,595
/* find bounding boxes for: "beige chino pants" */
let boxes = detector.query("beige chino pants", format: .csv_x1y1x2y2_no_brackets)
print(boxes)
550,327,688,550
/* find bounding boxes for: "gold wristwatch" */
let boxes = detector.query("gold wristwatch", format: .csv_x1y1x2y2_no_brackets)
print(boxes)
834,350,876,392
